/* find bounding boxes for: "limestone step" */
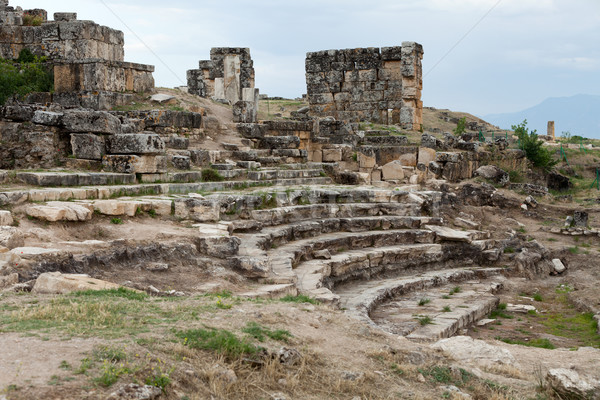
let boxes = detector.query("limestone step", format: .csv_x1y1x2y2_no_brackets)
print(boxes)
250,202,425,227
360,135,409,146
16,172,135,187
335,268,503,334
265,229,437,283
248,169,324,181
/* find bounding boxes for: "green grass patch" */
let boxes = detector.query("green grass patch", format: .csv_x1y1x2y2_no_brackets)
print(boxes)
241,322,292,343
449,286,462,295
201,168,225,182
176,327,260,358
418,298,431,306
442,306,451,312
416,316,433,326
497,337,555,349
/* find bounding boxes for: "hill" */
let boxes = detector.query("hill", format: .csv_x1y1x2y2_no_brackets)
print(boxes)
484,94,600,139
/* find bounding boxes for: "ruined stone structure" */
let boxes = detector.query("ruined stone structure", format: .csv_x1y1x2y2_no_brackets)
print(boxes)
0,1,154,110
187,48,259,123
547,121,555,140
305,42,423,129
187,48,255,103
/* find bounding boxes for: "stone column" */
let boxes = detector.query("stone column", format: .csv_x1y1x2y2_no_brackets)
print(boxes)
399,42,424,131
547,121,555,140
223,54,241,104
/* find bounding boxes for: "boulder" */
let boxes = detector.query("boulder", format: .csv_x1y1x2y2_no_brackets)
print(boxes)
398,153,417,167
421,133,439,149
62,110,121,134
475,165,509,185
0,210,13,226
71,133,106,160
546,368,600,400
548,171,572,192
425,225,473,243
573,211,589,228
32,272,123,294
381,160,405,181
107,134,166,155
322,148,343,162
432,336,516,367
552,259,566,274
0,226,24,249
172,155,191,170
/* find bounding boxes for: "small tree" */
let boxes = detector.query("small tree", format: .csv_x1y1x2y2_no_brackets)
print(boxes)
453,117,466,136
512,119,557,171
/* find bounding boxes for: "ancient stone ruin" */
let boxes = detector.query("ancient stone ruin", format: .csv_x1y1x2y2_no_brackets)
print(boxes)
0,0,154,110
187,48,259,122
305,42,423,129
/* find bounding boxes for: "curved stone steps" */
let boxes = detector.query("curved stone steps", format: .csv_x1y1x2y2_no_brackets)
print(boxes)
264,229,437,284
336,267,505,340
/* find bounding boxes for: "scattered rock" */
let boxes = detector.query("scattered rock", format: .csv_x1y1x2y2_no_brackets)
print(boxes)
106,383,162,399
211,364,238,384
546,368,600,400
341,371,364,381
26,202,94,222
552,259,566,274
573,211,589,228
278,347,302,366
0,226,24,249
547,171,573,192
506,304,536,313
313,249,331,260
145,263,169,272
524,196,537,208
150,93,176,104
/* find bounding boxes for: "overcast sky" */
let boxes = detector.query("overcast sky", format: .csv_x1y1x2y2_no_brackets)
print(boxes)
14,0,600,116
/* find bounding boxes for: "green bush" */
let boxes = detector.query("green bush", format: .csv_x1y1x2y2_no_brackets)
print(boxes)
201,168,225,182
512,120,557,171
22,14,44,26
453,117,467,136
0,50,53,105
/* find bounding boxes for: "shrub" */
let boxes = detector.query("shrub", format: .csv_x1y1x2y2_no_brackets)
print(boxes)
512,120,557,171
22,14,44,26
453,117,467,136
201,168,225,182
0,50,53,105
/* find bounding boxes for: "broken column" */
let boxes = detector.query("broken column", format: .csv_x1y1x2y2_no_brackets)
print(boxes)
547,121,555,141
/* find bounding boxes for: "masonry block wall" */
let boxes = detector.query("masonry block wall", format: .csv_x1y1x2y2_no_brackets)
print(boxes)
187,48,255,104
305,42,423,130
0,1,155,109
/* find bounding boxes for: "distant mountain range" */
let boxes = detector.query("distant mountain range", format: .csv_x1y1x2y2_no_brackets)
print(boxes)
483,94,600,139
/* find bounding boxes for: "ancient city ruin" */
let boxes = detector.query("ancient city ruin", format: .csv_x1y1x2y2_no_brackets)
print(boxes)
0,1,599,399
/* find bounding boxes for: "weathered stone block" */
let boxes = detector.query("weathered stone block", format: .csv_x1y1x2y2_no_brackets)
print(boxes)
398,153,417,167
418,147,436,165
0,210,13,226
171,155,191,170
173,198,220,222
32,111,63,126
63,110,121,134
107,133,165,155
102,155,167,174
71,133,106,160
381,160,405,180
322,148,343,162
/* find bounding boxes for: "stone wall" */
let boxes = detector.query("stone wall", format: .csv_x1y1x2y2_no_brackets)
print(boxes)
0,1,156,110
187,48,255,103
305,42,423,129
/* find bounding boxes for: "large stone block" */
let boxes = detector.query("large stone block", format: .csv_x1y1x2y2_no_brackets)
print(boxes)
418,147,436,165
0,210,13,226
398,153,417,167
107,133,165,155
71,133,106,160
62,110,121,134
102,155,167,174
32,272,122,294
322,148,343,162
0,226,23,249
381,160,405,180
173,198,220,222
32,111,63,126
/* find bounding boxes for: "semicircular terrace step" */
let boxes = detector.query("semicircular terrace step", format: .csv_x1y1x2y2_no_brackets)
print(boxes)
335,267,506,341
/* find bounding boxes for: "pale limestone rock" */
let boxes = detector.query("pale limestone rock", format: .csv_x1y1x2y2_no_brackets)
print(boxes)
0,210,14,226
381,160,405,180
358,152,376,168
26,202,93,222
425,225,473,242
552,258,566,273
0,226,24,249
32,272,123,294
398,153,417,167
322,148,343,162
432,336,516,366
418,147,436,165
10,247,62,259
546,368,600,400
